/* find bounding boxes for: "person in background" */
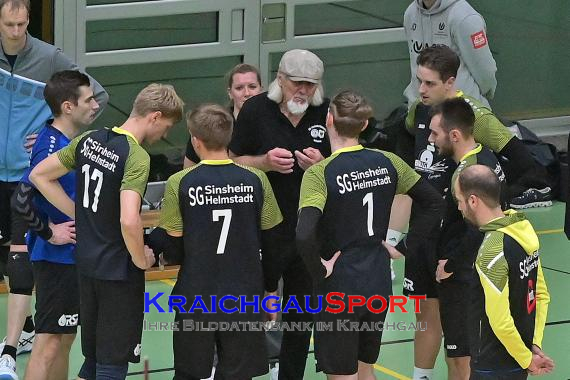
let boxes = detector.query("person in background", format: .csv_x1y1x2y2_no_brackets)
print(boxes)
11,70,98,380
29,83,183,380
428,98,506,379
454,165,553,380
230,49,329,380
393,44,551,380
403,0,496,108
0,0,108,377
184,63,262,167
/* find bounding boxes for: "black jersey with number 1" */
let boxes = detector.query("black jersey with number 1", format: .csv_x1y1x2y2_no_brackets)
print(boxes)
299,145,419,296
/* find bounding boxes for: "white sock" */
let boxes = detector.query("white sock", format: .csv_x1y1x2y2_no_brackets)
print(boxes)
413,367,433,380
386,229,404,247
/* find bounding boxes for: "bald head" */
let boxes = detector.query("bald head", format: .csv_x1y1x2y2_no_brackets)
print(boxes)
457,165,501,208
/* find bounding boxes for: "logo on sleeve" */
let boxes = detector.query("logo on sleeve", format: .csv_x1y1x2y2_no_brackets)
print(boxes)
527,279,536,314
471,31,487,49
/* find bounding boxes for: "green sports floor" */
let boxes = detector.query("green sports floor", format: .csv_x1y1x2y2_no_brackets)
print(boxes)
1,203,569,379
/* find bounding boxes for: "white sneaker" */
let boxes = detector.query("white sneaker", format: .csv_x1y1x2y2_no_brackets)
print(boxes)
0,354,18,380
201,366,215,380
269,362,279,380
0,331,35,356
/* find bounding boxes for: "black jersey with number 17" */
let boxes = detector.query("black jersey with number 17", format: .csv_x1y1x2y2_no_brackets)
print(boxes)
58,127,150,281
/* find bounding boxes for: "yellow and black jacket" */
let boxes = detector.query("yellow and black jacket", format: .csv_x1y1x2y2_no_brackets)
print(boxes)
471,211,550,372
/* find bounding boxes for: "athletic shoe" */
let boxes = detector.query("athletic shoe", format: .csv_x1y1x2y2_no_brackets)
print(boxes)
200,366,215,380
269,362,279,380
0,354,18,380
510,187,553,209
0,330,35,356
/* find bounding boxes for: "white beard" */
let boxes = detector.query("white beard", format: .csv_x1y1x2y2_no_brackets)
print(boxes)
286,99,309,115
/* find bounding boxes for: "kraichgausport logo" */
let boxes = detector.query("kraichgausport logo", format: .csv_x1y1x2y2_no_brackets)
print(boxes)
144,293,426,314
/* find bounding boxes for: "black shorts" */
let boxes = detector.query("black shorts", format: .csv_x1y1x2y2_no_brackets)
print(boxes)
470,368,527,380
403,241,438,298
7,251,34,295
79,271,145,365
173,314,268,379
0,181,16,246
0,181,27,246
438,280,470,357
33,261,79,334
314,297,388,375
0,245,8,277
1,181,33,292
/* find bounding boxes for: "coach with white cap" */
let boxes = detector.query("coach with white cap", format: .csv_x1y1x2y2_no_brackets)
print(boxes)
230,49,329,379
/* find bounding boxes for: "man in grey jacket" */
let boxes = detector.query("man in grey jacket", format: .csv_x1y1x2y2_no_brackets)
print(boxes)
404,0,497,108
0,1,108,378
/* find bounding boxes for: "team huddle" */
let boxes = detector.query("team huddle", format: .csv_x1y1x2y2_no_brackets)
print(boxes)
0,0,557,379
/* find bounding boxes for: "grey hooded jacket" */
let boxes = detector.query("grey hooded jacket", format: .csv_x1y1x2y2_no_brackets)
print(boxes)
403,0,497,108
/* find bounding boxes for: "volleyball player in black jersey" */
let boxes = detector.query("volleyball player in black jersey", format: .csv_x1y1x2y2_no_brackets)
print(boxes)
296,90,444,378
159,104,283,380
30,83,184,380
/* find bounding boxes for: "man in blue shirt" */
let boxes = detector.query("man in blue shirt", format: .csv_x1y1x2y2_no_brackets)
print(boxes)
7,70,99,380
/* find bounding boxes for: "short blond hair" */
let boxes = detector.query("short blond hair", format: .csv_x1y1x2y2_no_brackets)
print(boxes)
131,83,184,122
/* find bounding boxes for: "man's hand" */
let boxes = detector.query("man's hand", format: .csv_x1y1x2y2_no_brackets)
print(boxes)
528,352,555,375
263,291,280,322
264,148,294,173
436,259,453,282
321,251,341,278
294,147,324,171
24,133,38,153
531,345,547,357
47,221,76,245
144,245,156,269
382,241,404,259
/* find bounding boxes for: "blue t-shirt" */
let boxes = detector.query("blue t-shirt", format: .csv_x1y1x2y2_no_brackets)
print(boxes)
21,123,76,264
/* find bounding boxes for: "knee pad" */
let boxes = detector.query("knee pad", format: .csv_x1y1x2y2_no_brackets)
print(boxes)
7,251,34,295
